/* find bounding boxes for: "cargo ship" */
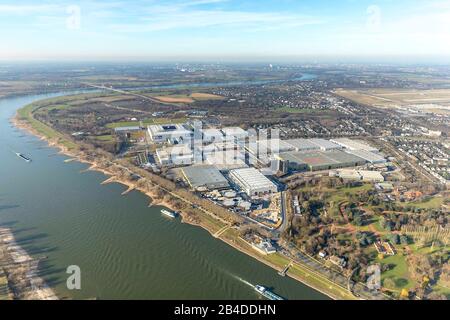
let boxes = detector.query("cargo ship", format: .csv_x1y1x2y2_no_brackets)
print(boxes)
16,153,32,162
161,209,177,218
254,285,285,300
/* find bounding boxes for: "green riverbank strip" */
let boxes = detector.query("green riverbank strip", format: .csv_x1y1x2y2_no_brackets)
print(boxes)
17,100,79,150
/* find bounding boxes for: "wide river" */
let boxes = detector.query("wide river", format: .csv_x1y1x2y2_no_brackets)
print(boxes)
0,81,327,300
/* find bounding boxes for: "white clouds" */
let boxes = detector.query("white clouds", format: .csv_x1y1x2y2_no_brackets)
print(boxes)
0,4,59,14
111,8,322,32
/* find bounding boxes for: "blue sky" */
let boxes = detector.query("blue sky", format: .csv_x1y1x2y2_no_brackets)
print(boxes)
0,0,449,61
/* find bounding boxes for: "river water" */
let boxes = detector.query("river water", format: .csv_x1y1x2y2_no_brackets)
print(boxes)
0,79,327,300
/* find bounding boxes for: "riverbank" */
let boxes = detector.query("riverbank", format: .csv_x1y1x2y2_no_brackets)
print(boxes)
0,227,58,300
12,100,355,300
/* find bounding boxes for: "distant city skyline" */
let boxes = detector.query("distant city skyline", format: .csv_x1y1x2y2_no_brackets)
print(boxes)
1,0,449,62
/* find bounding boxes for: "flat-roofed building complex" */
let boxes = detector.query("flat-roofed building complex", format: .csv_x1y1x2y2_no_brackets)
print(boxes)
229,167,278,196
155,145,193,166
182,165,230,190
200,128,224,143
344,149,386,164
331,138,379,152
221,127,248,141
308,138,343,151
114,126,142,133
284,139,320,152
331,169,385,182
204,150,247,171
257,139,295,154
202,141,239,154
148,123,192,143
358,170,385,182
277,150,366,171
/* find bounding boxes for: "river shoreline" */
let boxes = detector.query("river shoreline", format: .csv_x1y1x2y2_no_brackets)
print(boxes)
0,227,58,300
10,99,344,300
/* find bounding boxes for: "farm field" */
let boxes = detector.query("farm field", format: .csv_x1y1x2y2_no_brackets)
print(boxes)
334,88,450,114
150,92,225,104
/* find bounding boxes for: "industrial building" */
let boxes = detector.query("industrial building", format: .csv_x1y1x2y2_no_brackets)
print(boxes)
202,141,239,154
204,150,247,171
331,138,379,152
308,138,343,151
284,139,320,152
358,170,385,182
257,139,295,154
155,145,193,166
114,126,142,133
200,128,224,143
181,165,230,190
277,150,366,171
344,149,386,164
148,123,192,143
229,167,278,196
221,127,248,141
331,169,385,182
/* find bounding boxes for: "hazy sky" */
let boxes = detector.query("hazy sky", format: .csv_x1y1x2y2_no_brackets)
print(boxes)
1,0,449,61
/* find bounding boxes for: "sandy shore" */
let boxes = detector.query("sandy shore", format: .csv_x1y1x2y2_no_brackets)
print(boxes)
0,227,58,300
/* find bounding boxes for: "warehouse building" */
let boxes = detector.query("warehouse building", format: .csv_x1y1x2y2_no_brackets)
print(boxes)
344,149,386,164
257,139,295,154
308,138,343,151
331,138,379,152
114,126,142,133
331,169,385,182
229,168,278,196
200,128,224,143
284,139,320,152
221,127,248,141
155,144,193,166
182,165,230,190
202,141,239,154
277,150,366,171
358,170,385,182
204,150,247,171
148,123,192,143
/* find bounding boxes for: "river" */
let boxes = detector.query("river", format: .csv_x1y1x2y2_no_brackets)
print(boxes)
0,83,327,300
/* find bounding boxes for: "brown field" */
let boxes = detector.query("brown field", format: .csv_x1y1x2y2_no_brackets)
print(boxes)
190,93,224,100
68,95,134,105
335,88,450,114
153,96,195,103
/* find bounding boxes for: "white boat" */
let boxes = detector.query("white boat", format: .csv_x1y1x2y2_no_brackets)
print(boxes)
161,209,177,218
254,285,285,300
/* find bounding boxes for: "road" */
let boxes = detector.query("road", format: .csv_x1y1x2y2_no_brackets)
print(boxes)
81,83,180,107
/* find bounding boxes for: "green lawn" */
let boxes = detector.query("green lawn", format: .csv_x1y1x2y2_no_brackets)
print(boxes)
275,106,319,113
92,135,115,142
327,184,374,205
45,104,70,111
17,102,79,150
401,196,444,210
378,253,415,290
106,117,187,129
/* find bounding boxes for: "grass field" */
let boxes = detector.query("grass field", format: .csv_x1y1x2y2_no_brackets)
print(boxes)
154,95,195,103
17,100,79,150
335,88,450,115
275,106,320,113
403,196,445,210
190,93,224,100
105,117,187,129
378,252,415,291
92,135,115,142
